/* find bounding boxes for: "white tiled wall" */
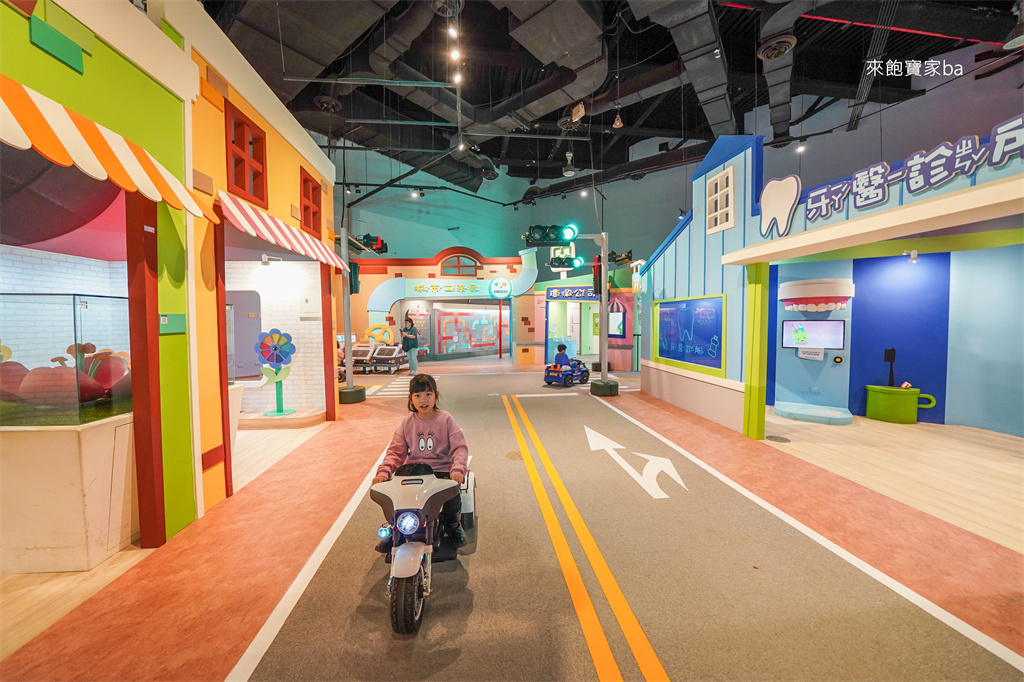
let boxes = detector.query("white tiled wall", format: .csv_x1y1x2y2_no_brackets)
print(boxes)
226,261,326,413
0,246,130,369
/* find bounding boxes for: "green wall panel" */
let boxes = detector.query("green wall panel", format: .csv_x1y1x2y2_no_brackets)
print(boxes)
159,333,195,537
156,203,194,537
1,2,184,174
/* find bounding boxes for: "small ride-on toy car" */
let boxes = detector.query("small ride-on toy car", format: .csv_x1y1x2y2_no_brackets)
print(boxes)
544,359,590,387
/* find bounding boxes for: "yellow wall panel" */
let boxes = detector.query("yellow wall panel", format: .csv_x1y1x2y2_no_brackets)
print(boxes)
201,461,227,512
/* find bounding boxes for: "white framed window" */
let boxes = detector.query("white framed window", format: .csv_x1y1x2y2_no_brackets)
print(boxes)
706,166,735,234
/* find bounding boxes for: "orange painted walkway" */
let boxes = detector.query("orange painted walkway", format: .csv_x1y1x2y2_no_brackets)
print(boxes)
2,383,1020,680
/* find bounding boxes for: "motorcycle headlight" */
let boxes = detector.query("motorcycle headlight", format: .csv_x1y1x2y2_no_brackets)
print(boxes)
395,511,420,534
377,525,391,539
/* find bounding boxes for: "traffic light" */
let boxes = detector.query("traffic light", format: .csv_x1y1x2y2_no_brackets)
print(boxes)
524,223,578,246
359,234,388,254
608,249,632,266
593,255,603,296
550,256,585,269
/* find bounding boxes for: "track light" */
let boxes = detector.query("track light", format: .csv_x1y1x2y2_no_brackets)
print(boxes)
457,140,466,151
451,49,460,60
796,139,806,153
355,186,361,194
677,208,684,219
411,188,418,198
345,185,352,195
453,73,462,84
903,249,919,264
561,193,566,200
448,25,458,38
581,189,587,197
513,205,519,211
418,188,425,198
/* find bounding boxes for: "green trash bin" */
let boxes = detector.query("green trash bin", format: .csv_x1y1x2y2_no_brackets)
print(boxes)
865,385,936,424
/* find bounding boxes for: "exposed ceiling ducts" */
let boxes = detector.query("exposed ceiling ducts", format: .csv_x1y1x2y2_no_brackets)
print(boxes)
216,0,399,103
203,0,1017,184
628,0,737,137
757,0,838,143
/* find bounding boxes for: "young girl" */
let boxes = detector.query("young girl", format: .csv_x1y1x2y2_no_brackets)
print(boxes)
373,374,468,551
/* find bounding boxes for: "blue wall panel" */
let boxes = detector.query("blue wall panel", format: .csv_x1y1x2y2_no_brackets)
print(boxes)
848,253,951,423
664,239,676,300
946,245,1024,437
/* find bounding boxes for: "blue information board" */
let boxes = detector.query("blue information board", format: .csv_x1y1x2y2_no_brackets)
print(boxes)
655,296,724,370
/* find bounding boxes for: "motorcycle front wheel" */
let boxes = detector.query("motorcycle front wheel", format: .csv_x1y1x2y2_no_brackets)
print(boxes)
390,567,425,634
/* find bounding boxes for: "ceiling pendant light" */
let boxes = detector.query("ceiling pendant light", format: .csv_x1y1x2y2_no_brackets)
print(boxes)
562,151,577,178
613,111,623,129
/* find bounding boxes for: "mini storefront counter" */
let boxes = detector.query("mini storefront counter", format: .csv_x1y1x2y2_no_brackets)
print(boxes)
1,413,138,573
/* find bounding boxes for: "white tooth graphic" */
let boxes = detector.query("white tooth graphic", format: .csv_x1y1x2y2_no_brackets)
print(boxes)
760,174,802,238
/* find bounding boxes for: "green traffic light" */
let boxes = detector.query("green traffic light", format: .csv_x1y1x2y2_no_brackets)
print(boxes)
571,256,584,268
562,224,578,241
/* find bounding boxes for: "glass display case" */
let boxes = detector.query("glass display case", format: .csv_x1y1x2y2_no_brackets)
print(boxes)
0,294,132,426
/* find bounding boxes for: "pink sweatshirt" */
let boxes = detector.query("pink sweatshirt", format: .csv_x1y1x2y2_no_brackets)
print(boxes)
377,410,469,479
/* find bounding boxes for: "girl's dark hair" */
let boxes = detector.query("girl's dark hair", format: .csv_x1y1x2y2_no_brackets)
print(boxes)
408,373,440,413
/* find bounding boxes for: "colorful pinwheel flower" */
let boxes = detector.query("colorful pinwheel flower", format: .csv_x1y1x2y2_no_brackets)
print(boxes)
255,329,295,369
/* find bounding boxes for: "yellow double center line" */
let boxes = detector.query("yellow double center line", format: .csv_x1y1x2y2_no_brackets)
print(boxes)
502,395,669,682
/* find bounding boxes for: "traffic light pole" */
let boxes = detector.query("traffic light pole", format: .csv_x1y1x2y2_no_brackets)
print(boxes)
338,213,364,403
580,232,618,396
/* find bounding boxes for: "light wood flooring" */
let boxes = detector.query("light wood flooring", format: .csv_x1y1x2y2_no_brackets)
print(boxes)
0,422,330,661
1,544,154,660
765,408,1024,553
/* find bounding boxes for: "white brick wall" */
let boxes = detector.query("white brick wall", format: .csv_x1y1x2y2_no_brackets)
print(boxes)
226,261,326,413
0,246,130,369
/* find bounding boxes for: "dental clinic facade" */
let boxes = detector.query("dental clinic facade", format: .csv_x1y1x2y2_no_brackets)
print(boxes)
639,117,1024,441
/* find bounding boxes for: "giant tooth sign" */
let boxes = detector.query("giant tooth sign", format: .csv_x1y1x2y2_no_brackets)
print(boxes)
760,175,802,238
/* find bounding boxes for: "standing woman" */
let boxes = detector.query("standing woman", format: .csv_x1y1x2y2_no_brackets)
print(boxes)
401,317,419,373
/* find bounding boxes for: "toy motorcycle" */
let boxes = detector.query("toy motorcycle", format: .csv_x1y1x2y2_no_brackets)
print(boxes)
369,463,476,634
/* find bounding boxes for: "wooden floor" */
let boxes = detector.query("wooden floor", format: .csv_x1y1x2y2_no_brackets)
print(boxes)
0,421,330,661
765,408,1024,553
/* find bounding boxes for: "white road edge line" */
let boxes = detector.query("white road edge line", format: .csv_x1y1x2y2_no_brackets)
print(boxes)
225,450,388,682
591,395,1024,673
514,393,580,398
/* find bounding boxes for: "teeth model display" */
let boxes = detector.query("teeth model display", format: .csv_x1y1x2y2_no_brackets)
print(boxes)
760,174,802,238
778,278,855,312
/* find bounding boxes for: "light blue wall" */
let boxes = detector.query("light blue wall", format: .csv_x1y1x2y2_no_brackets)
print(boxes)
774,261,853,408
946,244,1024,437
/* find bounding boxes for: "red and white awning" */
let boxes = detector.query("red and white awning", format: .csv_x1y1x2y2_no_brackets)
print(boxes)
218,191,348,271
0,74,216,222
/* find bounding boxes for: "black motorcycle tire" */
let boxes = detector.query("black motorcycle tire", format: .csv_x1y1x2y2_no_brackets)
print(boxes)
390,567,425,634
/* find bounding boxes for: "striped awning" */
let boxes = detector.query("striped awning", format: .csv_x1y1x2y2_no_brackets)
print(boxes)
1,75,216,222
218,191,348,272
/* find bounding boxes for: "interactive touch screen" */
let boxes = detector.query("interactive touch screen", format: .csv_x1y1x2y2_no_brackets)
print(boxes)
781,320,845,350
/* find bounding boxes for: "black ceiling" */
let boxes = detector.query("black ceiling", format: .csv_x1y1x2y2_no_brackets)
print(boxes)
201,0,1019,193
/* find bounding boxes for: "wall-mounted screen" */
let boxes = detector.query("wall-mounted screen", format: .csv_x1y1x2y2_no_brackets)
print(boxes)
781,320,846,350
336,334,356,345
654,295,724,372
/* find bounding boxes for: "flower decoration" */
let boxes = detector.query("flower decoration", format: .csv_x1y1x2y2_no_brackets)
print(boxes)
254,329,295,369
0,339,11,362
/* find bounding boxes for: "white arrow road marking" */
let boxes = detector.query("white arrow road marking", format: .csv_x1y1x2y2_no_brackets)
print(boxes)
584,426,688,499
